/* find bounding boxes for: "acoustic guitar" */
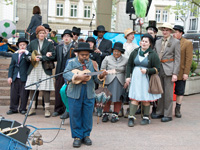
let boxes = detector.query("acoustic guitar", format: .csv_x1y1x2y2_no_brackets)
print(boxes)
72,69,116,84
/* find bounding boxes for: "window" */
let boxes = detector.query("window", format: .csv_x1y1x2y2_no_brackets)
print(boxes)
57,4,63,16
156,10,161,22
189,18,198,30
84,6,91,18
162,10,168,22
71,4,77,17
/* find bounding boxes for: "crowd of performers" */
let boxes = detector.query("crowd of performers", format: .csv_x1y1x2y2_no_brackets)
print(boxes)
6,5,193,148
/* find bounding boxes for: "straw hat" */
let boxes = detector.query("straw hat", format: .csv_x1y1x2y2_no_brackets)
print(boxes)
158,22,175,33
124,28,136,39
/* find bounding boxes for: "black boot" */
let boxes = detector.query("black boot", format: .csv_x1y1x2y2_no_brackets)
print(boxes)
141,116,150,125
60,111,69,119
111,112,119,123
128,116,135,127
175,103,182,118
102,113,109,122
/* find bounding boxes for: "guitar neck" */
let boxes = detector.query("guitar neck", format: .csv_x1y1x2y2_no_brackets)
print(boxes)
86,71,103,76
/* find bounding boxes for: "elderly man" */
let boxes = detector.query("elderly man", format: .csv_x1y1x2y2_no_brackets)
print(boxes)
173,25,193,118
152,22,180,122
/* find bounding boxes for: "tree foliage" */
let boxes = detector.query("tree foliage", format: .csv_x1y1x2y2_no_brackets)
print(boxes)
0,0,13,5
167,0,200,21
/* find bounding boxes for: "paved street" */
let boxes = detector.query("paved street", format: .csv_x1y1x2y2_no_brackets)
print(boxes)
0,94,200,150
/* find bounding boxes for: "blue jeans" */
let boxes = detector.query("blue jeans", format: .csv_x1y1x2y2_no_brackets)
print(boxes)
68,84,95,139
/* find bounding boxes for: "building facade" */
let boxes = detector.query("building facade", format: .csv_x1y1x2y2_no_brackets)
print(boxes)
48,0,97,35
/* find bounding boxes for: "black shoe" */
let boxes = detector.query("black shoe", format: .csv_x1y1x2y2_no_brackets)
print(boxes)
102,113,109,122
111,114,119,123
6,110,18,115
52,112,60,117
175,106,182,118
161,117,172,122
83,136,92,145
118,108,124,117
128,116,135,127
151,114,164,119
73,138,82,148
60,111,69,119
141,116,150,125
20,110,26,115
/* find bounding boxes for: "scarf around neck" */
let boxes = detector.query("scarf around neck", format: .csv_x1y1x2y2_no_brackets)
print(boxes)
139,47,150,57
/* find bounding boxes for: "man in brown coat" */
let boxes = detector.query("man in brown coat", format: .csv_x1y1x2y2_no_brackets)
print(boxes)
173,25,193,118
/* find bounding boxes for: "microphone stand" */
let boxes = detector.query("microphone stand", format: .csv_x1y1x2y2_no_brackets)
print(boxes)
89,14,95,31
23,63,87,126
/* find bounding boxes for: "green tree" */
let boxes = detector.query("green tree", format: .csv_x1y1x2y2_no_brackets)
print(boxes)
0,0,13,5
167,0,200,23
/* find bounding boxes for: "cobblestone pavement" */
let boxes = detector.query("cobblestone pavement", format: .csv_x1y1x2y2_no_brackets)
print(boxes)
0,94,200,150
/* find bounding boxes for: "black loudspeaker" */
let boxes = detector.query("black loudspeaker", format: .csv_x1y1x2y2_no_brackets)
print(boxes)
0,118,30,144
126,0,152,16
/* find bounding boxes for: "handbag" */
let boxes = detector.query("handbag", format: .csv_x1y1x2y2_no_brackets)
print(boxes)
148,67,163,94
43,61,55,70
37,39,55,70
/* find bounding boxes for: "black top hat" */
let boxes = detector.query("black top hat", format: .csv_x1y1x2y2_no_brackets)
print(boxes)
146,20,158,33
173,25,184,34
93,25,107,36
141,34,154,45
16,38,29,47
61,29,73,38
72,26,82,35
86,37,96,45
112,42,125,54
73,42,93,53
43,24,52,32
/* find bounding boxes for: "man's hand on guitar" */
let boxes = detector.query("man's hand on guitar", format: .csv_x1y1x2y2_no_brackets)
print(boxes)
75,74,91,82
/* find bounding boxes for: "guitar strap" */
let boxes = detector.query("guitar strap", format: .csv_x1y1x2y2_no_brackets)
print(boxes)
92,60,98,72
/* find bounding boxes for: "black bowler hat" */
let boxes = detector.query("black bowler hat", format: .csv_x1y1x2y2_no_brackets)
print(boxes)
43,24,52,32
16,37,29,47
173,25,184,34
72,26,82,35
73,42,93,53
146,20,158,33
86,37,96,45
141,34,154,45
61,29,73,38
112,42,125,54
93,25,107,36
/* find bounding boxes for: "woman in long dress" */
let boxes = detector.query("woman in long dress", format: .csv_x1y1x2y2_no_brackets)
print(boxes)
25,25,55,117
125,34,161,127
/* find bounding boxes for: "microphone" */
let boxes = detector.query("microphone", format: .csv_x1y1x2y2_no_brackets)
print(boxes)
84,59,88,69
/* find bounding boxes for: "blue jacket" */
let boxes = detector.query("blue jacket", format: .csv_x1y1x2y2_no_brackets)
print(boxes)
63,57,102,99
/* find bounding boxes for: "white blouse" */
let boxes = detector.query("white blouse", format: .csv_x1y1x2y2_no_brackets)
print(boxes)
123,42,139,59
